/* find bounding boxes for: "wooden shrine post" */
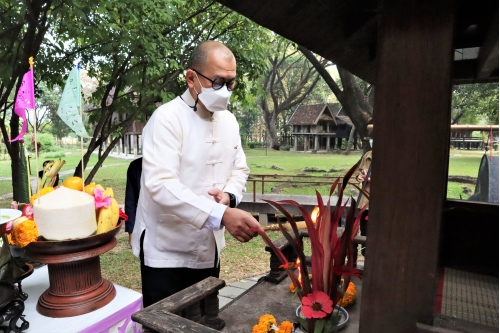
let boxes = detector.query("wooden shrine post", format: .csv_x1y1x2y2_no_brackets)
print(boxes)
360,1,454,332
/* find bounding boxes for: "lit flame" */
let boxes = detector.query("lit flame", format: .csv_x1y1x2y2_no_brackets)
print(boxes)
296,257,302,284
311,206,320,224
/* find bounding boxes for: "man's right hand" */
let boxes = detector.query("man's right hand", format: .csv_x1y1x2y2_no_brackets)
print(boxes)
221,208,261,243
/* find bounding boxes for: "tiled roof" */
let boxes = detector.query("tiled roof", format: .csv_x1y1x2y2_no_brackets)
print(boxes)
288,103,342,125
335,115,353,126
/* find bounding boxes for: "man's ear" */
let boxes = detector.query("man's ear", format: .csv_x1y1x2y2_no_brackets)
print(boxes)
185,69,196,89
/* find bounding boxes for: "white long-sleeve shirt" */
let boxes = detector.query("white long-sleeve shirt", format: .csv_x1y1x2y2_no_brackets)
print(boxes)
131,90,249,269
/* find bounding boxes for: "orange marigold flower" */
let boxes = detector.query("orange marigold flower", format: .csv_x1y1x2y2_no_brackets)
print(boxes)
12,220,38,247
338,281,357,307
278,320,294,333
258,314,277,326
30,187,54,204
7,233,15,245
252,322,270,333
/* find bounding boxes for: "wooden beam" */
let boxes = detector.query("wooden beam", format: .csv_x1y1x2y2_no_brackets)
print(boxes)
477,11,499,78
216,0,378,83
367,124,499,132
360,0,454,332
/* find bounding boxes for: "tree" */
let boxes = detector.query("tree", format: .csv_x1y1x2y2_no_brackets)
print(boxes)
36,0,273,182
0,0,273,188
23,81,61,134
451,83,499,124
299,46,374,153
0,0,96,201
260,39,328,150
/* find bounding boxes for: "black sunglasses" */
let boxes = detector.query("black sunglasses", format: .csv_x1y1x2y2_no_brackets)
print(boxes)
190,68,237,91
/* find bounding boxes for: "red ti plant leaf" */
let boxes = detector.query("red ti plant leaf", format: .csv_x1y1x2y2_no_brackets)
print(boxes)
275,199,325,292
255,160,367,330
262,199,312,296
251,226,304,297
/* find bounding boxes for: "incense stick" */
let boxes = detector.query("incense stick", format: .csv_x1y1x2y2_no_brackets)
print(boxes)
33,108,40,204
80,104,85,190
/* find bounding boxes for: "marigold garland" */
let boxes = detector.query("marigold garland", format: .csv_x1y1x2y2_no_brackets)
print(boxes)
30,187,54,204
252,314,293,333
11,220,38,247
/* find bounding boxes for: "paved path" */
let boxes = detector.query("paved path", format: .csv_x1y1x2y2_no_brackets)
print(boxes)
217,274,266,309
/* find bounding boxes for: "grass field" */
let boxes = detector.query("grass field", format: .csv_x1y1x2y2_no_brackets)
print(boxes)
0,147,492,201
0,147,496,291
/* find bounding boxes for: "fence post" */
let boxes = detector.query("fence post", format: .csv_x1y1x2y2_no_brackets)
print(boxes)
253,180,256,202
261,175,265,195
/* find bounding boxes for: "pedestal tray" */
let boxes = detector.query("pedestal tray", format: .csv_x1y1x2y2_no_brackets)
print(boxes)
24,220,123,318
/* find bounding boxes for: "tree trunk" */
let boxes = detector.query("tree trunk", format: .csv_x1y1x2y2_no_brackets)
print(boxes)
263,110,280,150
344,125,356,155
80,136,122,184
336,67,373,154
9,115,20,201
298,46,374,154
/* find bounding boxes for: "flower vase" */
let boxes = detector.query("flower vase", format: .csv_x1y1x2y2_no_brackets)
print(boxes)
295,305,349,333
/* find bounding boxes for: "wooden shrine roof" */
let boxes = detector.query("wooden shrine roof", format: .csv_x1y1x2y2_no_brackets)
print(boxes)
216,0,499,85
288,103,341,125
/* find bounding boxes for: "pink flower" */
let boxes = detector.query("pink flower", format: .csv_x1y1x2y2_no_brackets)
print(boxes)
5,222,13,234
11,201,18,210
94,188,111,209
301,291,333,319
21,204,33,219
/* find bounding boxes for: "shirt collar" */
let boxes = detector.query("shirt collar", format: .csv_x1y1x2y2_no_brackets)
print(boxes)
180,89,214,119
181,89,195,105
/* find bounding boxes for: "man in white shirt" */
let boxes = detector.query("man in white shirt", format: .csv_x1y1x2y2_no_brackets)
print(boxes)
131,41,261,314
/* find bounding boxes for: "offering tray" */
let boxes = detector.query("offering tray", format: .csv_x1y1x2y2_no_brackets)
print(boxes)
24,220,123,318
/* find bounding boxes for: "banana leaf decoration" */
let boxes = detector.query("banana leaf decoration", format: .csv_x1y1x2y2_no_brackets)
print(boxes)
17,143,30,204
40,159,66,189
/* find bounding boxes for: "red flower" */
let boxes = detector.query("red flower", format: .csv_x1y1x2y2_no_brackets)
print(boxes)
119,208,128,221
301,291,333,319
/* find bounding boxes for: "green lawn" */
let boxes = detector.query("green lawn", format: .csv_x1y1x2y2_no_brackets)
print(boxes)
0,149,129,179
0,147,494,202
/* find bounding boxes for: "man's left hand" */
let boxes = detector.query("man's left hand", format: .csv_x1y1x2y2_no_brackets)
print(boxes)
208,188,230,206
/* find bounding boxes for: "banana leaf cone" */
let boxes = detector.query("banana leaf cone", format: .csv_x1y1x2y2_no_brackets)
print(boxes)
18,143,31,204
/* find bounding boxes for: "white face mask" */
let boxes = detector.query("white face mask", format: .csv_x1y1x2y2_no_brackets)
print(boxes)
194,73,232,112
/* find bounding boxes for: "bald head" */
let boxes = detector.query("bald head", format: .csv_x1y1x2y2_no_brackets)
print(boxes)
187,41,235,70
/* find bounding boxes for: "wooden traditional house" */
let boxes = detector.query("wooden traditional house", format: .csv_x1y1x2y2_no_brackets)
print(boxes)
450,129,485,150
288,103,357,151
